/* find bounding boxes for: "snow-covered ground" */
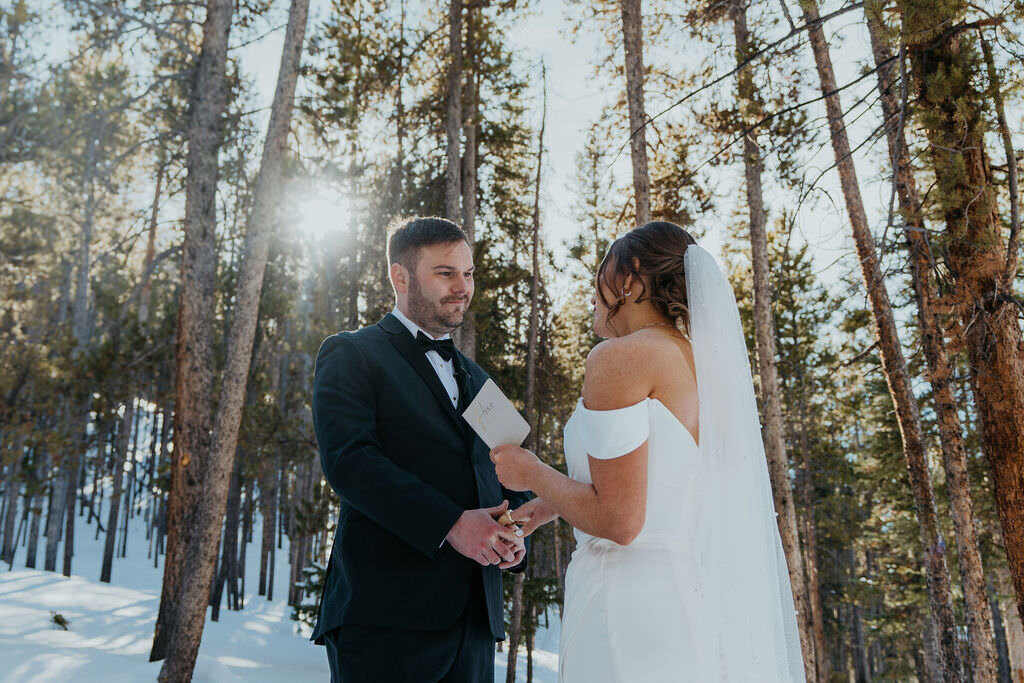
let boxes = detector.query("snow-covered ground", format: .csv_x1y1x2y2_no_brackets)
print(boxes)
0,499,559,682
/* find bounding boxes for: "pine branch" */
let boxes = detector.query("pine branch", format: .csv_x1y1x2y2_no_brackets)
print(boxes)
617,0,867,156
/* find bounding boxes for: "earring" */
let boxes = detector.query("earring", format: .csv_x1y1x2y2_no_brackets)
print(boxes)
621,287,632,298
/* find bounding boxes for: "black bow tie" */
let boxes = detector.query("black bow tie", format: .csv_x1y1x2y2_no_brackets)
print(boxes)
416,332,456,362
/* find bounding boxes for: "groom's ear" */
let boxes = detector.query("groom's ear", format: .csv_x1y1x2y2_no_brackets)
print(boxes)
390,262,409,294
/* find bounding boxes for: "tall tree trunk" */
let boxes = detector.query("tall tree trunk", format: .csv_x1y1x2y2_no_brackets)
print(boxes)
101,400,134,583
979,35,1020,289
258,459,277,598
998,567,1024,683
618,0,650,224
458,3,478,361
1,444,22,565
507,60,546,683
444,0,462,222
60,113,103,579
238,477,253,609
864,8,997,679
158,1,308,678
798,0,963,678
849,549,871,683
43,450,65,572
990,578,1012,683
150,0,235,667
729,3,815,678
797,406,829,681
896,0,1024,628
61,430,83,578
210,452,242,620
138,161,165,326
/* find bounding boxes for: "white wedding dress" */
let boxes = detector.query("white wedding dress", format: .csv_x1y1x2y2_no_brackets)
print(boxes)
557,245,805,682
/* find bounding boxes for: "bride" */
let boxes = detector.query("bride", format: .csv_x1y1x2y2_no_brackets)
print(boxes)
491,221,805,681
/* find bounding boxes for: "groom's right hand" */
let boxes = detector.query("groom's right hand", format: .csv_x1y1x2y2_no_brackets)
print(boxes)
445,501,522,566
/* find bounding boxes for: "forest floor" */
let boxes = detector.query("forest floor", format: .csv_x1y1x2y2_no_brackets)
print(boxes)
0,506,559,682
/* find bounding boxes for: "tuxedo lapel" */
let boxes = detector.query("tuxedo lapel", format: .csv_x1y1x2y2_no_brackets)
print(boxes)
379,314,465,433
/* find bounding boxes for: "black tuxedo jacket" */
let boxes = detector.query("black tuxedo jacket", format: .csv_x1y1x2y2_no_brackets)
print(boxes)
310,313,530,644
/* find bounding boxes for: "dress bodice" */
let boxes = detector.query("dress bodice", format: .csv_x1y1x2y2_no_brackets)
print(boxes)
562,397,699,547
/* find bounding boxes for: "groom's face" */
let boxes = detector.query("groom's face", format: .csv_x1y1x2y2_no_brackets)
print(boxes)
402,240,474,336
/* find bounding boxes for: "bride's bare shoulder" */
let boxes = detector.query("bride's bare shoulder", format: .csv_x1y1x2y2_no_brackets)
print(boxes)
582,337,655,410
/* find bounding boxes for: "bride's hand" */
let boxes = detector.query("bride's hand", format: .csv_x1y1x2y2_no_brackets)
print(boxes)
489,445,541,492
508,497,559,537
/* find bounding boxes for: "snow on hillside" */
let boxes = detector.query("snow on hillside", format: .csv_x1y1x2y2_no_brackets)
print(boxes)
0,496,559,681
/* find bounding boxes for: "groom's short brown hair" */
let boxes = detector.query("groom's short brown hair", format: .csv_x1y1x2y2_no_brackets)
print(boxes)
387,217,469,270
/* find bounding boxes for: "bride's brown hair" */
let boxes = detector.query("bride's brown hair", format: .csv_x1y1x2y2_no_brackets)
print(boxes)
596,221,698,333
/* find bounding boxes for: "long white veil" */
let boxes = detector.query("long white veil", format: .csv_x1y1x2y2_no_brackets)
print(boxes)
684,244,806,680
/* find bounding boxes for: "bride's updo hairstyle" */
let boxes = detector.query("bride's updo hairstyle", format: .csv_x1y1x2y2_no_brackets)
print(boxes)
596,221,697,334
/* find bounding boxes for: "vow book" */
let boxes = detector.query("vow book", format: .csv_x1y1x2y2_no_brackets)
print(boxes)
461,378,531,449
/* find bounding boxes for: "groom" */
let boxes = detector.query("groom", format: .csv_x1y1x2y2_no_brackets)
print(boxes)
311,217,530,682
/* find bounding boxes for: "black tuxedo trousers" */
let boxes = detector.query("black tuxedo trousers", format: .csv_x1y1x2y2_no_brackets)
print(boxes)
310,314,530,682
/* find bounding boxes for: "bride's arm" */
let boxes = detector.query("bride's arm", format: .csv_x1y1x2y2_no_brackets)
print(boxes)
491,339,651,546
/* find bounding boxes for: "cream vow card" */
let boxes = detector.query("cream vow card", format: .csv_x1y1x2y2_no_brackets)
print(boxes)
461,378,531,449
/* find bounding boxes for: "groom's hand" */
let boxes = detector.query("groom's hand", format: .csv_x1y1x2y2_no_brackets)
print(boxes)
445,501,522,567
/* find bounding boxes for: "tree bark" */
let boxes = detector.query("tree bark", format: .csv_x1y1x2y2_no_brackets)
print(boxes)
506,572,526,683
864,8,997,680
507,60,546,683
26,485,40,569
158,1,307,678
258,459,277,598
618,0,650,224
150,0,235,667
139,161,165,326
796,402,828,680
458,3,478,361
210,452,242,620
798,0,963,678
444,0,462,222
101,400,134,583
979,35,1020,289
1,443,22,565
896,0,1024,629
43,450,65,572
729,2,815,678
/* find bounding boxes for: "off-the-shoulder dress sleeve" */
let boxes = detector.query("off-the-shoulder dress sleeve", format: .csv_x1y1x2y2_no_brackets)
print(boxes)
576,397,651,460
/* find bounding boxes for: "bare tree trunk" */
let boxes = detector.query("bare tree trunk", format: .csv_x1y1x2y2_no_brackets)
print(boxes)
618,0,650,224
848,548,871,683
43,454,65,572
138,161,165,326
729,3,814,677
507,61,546,683
210,452,242,620
897,0,1024,630
1,449,21,565
979,35,1021,288
444,0,462,222
61,435,82,578
864,9,997,679
458,3,478,361
506,573,526,683
798,1,963,678
797,409,828,681
258,459,277,598
26,481,41,569
238,477,253,609
990,578,1013,682
101,400,134,583
158,2,308,679
150,0,235,667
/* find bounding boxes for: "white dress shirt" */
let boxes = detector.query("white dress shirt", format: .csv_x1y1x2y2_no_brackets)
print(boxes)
391,307,460,408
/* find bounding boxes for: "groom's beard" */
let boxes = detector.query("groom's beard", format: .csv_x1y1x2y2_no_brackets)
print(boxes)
407,274,468,335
